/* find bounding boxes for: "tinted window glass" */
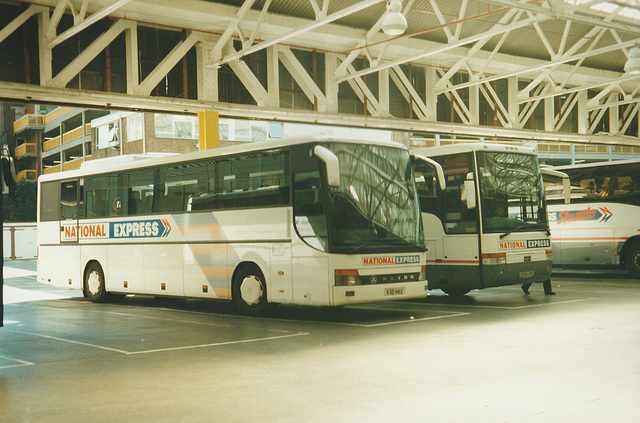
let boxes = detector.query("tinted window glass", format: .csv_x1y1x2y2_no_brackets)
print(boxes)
60,180,78,220
40,181,59,221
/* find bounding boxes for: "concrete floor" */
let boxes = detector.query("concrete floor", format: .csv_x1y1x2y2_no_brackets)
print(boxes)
2,259,639,423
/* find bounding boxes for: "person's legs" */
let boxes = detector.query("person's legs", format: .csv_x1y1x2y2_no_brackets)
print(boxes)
543,279,555,295
521,283,532,294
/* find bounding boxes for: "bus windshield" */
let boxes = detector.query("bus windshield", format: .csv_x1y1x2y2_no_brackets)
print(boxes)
476,151,548,234
326,143,423,253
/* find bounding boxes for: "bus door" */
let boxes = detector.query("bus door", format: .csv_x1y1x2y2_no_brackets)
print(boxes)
440,169,481,292
59,179,82,243
417,153,480,294
58,178,84,288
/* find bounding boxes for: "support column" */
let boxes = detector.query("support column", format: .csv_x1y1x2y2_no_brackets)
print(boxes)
125,24,139,95
545,96,554,132
266,46,280,108
469,85,479,126
425,67,437,121
379,68,389,116
37,9,52,84
609,102,619,134
325,53,339,113
577,90,587,134
508,77,518,128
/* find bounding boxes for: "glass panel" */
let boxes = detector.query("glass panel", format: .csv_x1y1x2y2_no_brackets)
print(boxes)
40,181,60,221
128,170,154,215
439,154,478,234
60,180,77,220
562,162,640,206
477,151,547,234
293,171,328,251
86,175,109,218
323,143,423,253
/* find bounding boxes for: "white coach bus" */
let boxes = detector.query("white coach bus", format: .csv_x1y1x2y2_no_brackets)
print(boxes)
411,143,553,295
543,158,640,278
37,137,431,315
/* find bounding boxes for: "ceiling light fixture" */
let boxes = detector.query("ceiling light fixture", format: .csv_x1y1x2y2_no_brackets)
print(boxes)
624,47,640,75
381,0,407,36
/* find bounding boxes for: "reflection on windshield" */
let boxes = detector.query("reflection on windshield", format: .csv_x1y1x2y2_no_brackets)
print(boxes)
325,143,423,253
477,151,548,234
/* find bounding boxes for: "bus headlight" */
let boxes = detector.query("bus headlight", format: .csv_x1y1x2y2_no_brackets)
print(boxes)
335,269,361,286
482,253,506,265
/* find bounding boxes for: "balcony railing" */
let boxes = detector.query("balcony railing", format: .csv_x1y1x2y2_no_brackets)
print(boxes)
15,143,37,158
43,165,61,174
62,126,84,144
62,158,83,171
43,107,75,124
13,114,45,133
16,169,37,181
42,136,61,152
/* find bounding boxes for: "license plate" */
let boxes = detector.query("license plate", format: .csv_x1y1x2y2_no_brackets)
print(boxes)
385,287,405,296
519,270,534,278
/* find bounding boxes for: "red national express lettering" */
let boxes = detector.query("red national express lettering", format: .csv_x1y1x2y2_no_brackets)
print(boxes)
362,256,395,265
499,241,526,250
64,224,107,239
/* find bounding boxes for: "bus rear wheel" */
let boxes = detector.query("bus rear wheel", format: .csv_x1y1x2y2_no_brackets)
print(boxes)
442,287,471,297
624,244,640,278
232,265,269,316
84,262,109,303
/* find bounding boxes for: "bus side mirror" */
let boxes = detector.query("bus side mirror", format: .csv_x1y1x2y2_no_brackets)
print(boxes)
314,145,340,187
1,156,17,188
541,168,570,204
412,154,446,191
464,173,476,209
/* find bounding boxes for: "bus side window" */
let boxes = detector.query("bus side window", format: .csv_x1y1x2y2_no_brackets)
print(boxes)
152,166,183,213
107,174,125,217
414,163,438,215
40,181,60,221
128,169,154,215
441,154,477,234
293,171,328,250
60,180,78,220
86,176,108,218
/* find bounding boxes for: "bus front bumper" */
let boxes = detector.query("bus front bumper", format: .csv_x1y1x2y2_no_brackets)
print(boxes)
332,281,428,306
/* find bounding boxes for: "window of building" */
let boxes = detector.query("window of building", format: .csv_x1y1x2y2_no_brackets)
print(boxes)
127,114,143,141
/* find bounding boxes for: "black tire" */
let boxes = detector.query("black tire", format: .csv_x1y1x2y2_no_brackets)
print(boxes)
232,264,269,316
84,262,109,303
441,287,471,297
624,244,640,279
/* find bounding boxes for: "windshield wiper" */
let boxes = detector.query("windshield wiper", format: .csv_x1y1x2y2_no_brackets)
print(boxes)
500,222,550,239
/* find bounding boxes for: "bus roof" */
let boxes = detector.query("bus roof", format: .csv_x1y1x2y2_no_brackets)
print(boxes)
411,143,536,157
553,158,640,171
38,135,406,182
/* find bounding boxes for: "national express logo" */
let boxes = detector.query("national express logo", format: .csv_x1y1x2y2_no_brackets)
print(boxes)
362,255,421,266
62,219,172,241
549,207,613,225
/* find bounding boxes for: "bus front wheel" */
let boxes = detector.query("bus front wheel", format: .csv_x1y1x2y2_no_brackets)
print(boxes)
624,244,640,278
232,265,269,316
84,262,109,303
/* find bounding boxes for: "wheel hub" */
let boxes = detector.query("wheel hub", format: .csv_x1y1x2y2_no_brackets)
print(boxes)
87,271,102,295
240,275,264,306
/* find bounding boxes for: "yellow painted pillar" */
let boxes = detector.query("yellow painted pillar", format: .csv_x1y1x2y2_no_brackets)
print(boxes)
198,111,220,150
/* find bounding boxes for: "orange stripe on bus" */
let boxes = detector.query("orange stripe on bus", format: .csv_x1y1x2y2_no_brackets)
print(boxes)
178,224,224,235
213,288,232,299
189,244,227,255
552,237,629,241
202,267,232,278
